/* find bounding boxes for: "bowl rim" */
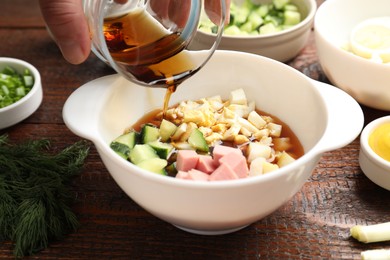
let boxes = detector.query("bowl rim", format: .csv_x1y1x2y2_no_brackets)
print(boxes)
0,57,42,112
198,0,317,40
360,116,390,168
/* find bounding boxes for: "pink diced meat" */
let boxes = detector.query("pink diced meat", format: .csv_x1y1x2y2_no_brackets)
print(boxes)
219,152,249,178
187,169,209,181
212,144,243,164
176,150,199,172
209,163,239,181
176,169,209,181
196,155,217,174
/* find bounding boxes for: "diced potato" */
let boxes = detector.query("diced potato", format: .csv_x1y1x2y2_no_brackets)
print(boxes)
273,137,293,152
277,151,296,167
237,117,259,133
229,88,247,105
247,142,272,162
267,122,282,137
263,161,279,173
248,111,267,129
249,157,266,176
253,128,270,140
234,134,250,145
223,124,241,141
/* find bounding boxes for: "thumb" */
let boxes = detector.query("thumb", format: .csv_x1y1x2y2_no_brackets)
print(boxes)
39,0,91,64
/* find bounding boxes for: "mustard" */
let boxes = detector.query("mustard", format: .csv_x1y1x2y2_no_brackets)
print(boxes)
368,122,390,162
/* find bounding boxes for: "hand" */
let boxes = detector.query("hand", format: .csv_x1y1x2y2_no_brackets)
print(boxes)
39,0,230,65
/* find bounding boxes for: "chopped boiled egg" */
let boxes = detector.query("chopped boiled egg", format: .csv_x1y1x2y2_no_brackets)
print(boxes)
350,17,390,63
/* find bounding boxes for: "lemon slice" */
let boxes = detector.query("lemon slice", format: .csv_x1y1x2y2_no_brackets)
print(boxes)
350,17,390,63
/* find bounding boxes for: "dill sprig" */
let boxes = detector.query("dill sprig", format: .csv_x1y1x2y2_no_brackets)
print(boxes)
0,135,89,257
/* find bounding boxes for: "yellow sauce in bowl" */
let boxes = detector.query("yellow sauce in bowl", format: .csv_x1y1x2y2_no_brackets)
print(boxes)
369,122,390,162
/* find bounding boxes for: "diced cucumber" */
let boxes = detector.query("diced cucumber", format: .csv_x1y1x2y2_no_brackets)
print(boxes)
110,142,130,159
148,140,174,159
259,23,280,35
273,0,290,10
283,10,301,26
129,144,159,164
159,119,178,142
140,124,160,144
136,158,168,175
188,128,209,153
112,131,138,149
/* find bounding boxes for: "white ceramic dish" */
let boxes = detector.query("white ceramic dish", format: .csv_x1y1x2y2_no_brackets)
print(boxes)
0,57,42,129
190,0,317,62
314,0,390,111
63,51,363,235
359,116,390,191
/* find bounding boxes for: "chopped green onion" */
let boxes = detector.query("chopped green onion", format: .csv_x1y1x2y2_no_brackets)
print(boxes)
361,249,390,260
351,222,390,243
0,66,33,108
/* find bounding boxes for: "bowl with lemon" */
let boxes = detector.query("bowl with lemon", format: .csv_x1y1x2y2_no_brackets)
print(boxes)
314,0,390,111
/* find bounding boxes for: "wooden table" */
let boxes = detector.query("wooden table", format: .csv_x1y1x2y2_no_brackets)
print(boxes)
1,0,389,259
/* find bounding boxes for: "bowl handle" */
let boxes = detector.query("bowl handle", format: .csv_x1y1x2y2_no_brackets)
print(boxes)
62,75,117,141
312,79,364,153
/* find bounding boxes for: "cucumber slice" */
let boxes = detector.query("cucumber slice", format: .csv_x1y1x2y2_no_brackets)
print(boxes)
129,144,159,164
148,140,174,159
136,158,168,175
110,131,138,158
140,124,160,144
112,131,138,149
110,142,130,159
159,119,177,142
188,128,209,153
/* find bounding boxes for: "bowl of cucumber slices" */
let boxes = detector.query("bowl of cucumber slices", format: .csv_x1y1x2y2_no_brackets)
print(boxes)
190,0,317,62
0,57,42,129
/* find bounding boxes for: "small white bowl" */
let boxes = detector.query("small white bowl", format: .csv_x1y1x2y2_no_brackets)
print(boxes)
63,51,363,235
314,0,390,111
190,0,317,62
0,57,42,129
359,116,390,191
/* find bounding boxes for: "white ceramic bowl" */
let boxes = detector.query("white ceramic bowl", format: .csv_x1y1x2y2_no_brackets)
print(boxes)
359,116,390,191
0,57,42,129
189,0,317,62
63,51,363,235
314,0,390,111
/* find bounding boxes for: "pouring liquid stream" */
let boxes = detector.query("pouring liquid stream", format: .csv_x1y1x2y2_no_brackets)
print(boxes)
103,6,199,117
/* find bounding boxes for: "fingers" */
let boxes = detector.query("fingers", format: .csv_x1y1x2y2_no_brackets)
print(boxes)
205,0,231,25
39,0,91,64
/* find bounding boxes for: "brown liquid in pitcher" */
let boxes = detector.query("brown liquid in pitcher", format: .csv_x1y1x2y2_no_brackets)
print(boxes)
103,9,198,116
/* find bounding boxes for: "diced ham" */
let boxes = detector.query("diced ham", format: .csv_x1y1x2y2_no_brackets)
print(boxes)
176,150,199,172
175,169,209,181
212,144,243,164
219,152,249,178
209,163,239,181
187,169,209,181
196,155,217,174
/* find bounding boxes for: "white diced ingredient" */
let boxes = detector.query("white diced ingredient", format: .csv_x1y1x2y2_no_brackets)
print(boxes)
171,123,187,141
267,122,282,137
248,111,267,129
223,124,241,141
227,104,250,118
247,142,272,162
229,88,247,105
277,151,296,167
237,117,259,134
262,161,279,173
249,157,266,176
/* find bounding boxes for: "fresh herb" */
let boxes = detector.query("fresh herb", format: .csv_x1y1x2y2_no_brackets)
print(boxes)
0,135,89,257
0,66,34,109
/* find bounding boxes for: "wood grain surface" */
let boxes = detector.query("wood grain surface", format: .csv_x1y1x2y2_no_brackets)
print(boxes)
0,0,389,259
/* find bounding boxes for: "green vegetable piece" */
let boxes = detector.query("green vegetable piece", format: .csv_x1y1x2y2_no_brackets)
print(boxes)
273,0,290,10
188,128,209,153
136,157,168,175
110,142,130,159
283,10,301,26
159,119,177,142
129,144,159,164
140,124,160,144
148,140,174,160
113,131,138,149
